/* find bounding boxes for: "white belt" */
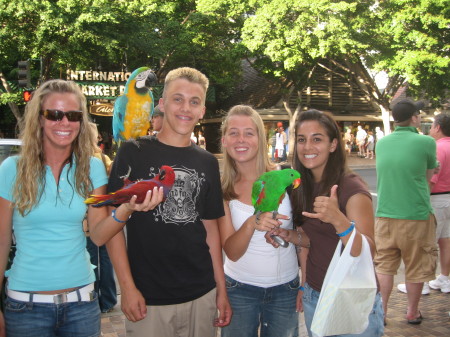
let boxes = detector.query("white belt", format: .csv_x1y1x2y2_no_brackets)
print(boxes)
7,283,95,304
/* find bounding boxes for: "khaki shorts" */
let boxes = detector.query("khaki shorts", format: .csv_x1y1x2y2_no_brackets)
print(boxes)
431,194,450,239
374,215,438,283
125,288,217,337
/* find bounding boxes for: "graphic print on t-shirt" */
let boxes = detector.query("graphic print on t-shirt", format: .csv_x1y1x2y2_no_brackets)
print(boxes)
158,166,204,225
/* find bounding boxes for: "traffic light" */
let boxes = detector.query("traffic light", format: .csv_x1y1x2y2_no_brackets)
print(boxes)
23,90,33,102
18,60,31,88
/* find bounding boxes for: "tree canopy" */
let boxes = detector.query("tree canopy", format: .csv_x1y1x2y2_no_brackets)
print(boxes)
1,0,448,135
198,0,449,133
0,0,244,127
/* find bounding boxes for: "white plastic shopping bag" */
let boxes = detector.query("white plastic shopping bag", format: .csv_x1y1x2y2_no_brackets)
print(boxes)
311,230,377,337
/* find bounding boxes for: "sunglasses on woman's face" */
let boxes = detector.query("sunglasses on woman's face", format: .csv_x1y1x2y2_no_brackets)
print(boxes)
41,109,83,122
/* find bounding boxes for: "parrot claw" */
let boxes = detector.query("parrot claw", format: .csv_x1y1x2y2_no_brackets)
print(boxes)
255,211,262,225
120,166,132,180
272,211,278,220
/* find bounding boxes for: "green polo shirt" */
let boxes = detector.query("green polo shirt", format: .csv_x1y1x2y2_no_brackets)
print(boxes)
375,126,437,220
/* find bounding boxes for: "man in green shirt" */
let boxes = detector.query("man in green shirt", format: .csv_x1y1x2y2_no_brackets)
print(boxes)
374,99,438,325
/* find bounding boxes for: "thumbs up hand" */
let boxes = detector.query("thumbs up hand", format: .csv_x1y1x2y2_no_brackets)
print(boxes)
302,185,341,224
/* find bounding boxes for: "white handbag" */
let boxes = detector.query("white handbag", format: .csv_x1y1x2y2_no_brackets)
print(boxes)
311,229,377,337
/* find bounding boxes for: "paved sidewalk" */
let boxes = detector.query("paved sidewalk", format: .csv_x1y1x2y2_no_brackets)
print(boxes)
100,283,450,337
99,153,450,336
346,153,376,169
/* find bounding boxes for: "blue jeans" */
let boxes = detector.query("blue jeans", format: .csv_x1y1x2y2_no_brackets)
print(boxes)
86,237,117,312
221,275,299,337
4,291,100,337
302,283,384,337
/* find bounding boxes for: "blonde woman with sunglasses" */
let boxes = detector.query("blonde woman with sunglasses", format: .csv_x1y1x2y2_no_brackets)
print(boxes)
0,80,163,337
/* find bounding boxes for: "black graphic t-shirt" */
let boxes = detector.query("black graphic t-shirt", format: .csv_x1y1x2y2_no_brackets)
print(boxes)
108,136,224,305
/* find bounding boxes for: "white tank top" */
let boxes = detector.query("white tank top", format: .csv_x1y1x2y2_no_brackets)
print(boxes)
224,194,299,287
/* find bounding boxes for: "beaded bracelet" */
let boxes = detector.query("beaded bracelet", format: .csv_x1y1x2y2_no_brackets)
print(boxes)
337,221,355,237
111,209,131,223
298,286,305,291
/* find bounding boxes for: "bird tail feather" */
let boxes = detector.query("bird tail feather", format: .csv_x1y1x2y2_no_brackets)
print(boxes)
84,194,115,207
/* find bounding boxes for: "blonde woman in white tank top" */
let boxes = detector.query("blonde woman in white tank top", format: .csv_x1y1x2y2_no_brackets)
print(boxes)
218,105,302,337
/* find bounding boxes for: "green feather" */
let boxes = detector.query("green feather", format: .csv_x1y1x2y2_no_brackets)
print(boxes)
251,169,301,214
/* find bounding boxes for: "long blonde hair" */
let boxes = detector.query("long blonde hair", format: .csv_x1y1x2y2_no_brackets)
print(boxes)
13,79,95,215
88,122,103,155
221,105,274,201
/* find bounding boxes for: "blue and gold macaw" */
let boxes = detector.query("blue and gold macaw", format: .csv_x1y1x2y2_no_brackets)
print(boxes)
113,67,157,141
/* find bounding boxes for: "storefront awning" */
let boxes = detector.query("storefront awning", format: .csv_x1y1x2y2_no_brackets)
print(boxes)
201,108,435,124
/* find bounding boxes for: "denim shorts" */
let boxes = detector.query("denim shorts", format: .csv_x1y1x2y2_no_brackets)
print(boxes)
302,283,384,337
221,275,299,337
4,290,100,337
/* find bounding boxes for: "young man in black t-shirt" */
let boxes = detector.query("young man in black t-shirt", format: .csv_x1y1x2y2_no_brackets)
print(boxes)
106,67,232,337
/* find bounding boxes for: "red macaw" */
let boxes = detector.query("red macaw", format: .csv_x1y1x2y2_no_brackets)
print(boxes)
85,165,175,207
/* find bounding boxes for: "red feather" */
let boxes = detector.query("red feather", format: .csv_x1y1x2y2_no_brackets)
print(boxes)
85,165,175,207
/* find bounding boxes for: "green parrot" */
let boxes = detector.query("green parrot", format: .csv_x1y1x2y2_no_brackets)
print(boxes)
252,168,301,248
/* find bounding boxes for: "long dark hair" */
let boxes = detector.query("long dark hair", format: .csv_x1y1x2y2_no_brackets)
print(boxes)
291,109,350,226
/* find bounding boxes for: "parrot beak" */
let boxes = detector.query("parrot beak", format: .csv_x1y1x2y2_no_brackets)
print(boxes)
159,169,166,180
292,178,301,189
135,70,157,89
145,71,157,88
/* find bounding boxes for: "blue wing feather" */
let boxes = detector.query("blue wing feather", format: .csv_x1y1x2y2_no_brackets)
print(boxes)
149,90,155,118
113,95,128,141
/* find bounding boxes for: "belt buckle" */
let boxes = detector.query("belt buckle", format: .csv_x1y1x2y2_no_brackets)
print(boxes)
53,293,68,304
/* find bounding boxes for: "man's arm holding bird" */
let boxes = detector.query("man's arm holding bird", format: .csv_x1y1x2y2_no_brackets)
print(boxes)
87,166,174,246
88,185,165,246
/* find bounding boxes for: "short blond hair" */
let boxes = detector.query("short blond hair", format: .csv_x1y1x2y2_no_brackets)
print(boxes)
163,67,209,98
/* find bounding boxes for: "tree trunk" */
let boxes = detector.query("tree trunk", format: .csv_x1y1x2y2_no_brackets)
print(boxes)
380,104,391,135
0,72,21,122
281,88,295,163
281,88,303,164
286,103,301,163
